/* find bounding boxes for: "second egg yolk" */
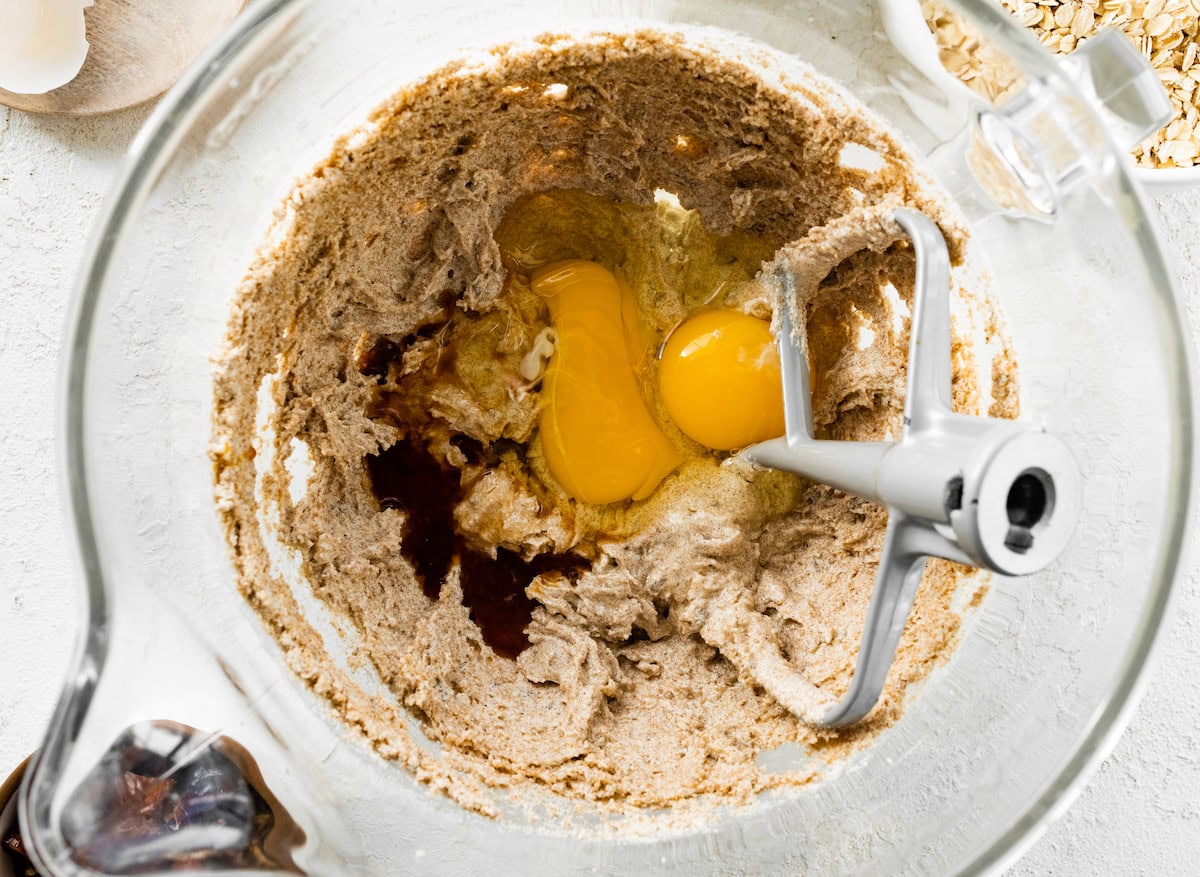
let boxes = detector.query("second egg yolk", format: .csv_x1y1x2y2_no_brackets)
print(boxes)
533,260,682,505
658,310,786,451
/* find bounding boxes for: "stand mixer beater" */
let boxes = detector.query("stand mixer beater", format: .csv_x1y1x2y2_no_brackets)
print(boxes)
747,207,1080,727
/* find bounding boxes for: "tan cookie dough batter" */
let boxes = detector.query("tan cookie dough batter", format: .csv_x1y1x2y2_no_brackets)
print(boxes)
212,28,1018,822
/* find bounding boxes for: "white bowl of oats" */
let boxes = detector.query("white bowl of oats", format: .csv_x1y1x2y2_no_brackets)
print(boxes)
929,0,1200,187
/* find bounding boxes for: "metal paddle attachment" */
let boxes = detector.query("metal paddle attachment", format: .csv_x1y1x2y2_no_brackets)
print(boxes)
745,208,1080,728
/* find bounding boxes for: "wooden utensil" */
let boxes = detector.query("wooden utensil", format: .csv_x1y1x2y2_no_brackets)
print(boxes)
0,0,246,115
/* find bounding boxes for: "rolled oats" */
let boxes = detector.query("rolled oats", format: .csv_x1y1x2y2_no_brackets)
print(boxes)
926,0,1200,168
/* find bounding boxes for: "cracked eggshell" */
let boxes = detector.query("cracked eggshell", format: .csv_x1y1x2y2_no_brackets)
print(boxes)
0,0,93,95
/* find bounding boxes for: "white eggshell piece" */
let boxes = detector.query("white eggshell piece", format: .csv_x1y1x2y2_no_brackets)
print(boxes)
0,0,93,95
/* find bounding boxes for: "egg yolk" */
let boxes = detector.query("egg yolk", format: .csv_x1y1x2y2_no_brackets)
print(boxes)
658,309,786,451
533,260,682,505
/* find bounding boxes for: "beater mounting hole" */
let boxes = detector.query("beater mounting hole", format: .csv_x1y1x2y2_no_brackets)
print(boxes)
1007,473,1047,528
1004,468,1054,554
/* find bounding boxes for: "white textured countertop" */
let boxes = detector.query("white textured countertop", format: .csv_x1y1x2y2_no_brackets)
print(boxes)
2,102,1198,873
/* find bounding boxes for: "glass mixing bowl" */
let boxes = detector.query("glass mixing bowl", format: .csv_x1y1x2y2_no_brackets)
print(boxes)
18,0,1193,874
